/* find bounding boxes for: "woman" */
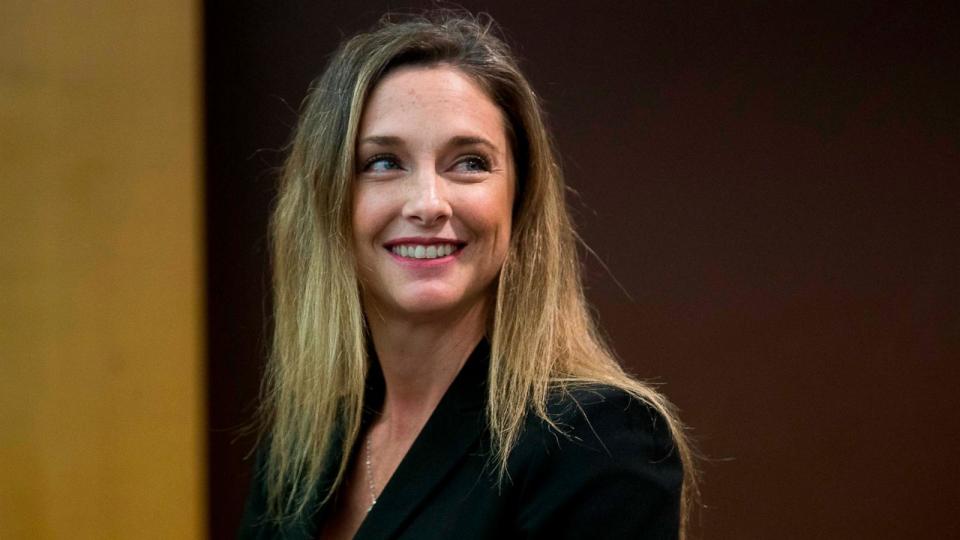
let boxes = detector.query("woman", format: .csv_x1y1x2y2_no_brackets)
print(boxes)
241,12,698,540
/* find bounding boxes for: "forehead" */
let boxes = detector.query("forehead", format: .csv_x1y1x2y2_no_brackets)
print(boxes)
358,65,507,145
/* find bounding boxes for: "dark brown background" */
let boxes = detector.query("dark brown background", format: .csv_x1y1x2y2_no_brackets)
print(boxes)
204,2,959,538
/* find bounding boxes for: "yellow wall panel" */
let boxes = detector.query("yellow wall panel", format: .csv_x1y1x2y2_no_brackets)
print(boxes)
0,1,205,538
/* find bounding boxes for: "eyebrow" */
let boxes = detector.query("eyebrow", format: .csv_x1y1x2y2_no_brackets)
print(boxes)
448,136,498,152
358,134,500,152
358,135,403,147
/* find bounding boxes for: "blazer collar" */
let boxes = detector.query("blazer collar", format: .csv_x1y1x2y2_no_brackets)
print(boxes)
352,338,490,539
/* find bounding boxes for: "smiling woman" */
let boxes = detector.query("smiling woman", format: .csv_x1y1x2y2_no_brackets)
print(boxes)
240,11,698,540
353,65,514,323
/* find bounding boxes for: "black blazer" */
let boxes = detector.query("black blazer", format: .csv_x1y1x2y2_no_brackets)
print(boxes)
240,340,682,539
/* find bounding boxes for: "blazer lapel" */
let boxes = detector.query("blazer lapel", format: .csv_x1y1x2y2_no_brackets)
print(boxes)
353,340,490,540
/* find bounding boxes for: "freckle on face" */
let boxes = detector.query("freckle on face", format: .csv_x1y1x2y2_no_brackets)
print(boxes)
351,65,516,321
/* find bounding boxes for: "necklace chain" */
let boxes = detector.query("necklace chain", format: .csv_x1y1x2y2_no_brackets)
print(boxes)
363,434,377,512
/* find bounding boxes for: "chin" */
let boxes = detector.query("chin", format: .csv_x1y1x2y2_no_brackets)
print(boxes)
384,284,486,319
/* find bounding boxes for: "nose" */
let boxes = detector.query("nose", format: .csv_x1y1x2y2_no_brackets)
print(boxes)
402,169,452,227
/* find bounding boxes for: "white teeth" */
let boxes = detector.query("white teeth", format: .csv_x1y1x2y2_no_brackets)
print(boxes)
390,243,458,259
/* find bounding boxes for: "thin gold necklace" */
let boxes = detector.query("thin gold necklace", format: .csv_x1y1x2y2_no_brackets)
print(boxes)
363,435,377,512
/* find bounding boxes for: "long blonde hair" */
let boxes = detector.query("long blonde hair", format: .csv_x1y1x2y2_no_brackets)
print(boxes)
263,10,699,536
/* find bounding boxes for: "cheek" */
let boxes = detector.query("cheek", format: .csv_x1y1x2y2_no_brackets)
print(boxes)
458,183,514,250
352,186,390,246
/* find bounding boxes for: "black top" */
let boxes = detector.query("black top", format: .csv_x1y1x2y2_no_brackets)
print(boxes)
239,340,682,539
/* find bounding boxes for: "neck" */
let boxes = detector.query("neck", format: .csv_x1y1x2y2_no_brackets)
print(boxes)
365,299,487,436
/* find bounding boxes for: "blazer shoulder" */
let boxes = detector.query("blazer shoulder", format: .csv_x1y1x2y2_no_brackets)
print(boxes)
510,385,684,537
539,384,677,461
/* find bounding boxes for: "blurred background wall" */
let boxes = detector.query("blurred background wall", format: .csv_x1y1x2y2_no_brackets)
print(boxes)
0,1,205,539
204,2,958,539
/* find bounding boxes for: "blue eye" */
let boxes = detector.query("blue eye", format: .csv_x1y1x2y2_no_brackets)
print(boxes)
364,155,402,172
455,155,490,173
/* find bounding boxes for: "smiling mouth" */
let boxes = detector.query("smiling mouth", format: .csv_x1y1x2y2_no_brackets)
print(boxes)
387,242,463,260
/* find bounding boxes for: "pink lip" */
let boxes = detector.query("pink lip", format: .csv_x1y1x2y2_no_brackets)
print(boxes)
383,237,466,267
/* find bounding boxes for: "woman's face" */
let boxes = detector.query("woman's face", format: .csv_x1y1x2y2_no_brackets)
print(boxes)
352,65,515,322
